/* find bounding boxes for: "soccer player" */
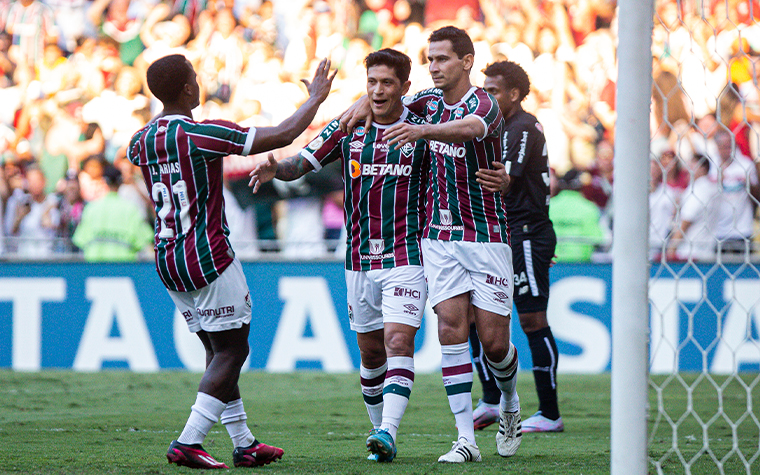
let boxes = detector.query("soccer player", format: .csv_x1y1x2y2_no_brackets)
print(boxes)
474,60,563,433
249,48,429,463
341,26,521,463
127,53,335,469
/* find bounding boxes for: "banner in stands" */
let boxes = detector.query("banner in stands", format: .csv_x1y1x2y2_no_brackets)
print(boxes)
0,262,757,373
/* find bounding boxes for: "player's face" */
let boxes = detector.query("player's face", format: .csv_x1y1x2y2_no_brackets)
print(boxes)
366,64,409,124
428,40,470,91
185,60,201,109
483,74,517,118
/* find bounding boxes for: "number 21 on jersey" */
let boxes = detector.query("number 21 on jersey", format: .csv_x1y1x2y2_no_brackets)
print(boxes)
152,180,191,238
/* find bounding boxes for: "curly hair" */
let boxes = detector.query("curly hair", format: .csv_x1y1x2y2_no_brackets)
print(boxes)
146,54,193,104
483,60,531,102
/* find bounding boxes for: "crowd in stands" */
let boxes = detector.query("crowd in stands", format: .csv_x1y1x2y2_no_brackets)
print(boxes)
0,0,757,262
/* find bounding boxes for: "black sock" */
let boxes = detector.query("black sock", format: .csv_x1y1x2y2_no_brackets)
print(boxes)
527,326,560,420
469,323,501,405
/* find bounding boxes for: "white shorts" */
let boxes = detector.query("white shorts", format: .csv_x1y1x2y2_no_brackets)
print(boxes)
167,258,253,333
421,238,513,316
345,265,426,333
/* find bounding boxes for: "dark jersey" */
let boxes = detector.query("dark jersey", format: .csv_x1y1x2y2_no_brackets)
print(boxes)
501,109,551,228
301,108,430,271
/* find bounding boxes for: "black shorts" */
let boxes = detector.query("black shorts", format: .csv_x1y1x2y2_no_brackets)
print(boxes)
511,221,556,313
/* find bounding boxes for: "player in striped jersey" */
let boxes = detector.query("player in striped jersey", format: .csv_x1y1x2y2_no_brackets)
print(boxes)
340,26,521,463
249,49,429,463
128,53,335,469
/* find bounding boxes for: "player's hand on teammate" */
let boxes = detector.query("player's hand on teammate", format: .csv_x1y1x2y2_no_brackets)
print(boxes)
303,59,338,104
248,153,278,193
385,122,425,149
476,161,510,194
338,95,372,133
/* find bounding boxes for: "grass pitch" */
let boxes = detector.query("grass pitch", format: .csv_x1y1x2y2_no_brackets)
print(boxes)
0,371,756,474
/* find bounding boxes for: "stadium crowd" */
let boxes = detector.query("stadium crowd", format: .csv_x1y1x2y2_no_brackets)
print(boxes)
0,0,757,261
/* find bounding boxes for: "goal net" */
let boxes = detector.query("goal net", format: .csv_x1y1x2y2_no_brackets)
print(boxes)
647,1,760,473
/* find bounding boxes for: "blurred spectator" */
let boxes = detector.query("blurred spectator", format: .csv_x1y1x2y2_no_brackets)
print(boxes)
5,165,59,257
55,170,84,252
669,155,719,262
87,0,145,67
82,65,149,161
72,164,152,261
79,154,109,202
549,168,604,262
649,156,678,261
709,129,760,256
3,0,57,68
114,154,151,221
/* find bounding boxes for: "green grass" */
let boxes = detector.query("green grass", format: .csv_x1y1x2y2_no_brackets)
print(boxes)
0,371,756,474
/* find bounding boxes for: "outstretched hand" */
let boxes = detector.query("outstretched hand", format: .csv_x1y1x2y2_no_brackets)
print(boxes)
248,153,278,194
302,59,338,104
385,122,425,150
338,95,372,134
475,161,510,194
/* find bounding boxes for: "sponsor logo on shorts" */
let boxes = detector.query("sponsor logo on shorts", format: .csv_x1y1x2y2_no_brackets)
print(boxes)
182,310,193,322
244,292,251,309
394,287,422,299
403,303,419,315
519,286,529,295
348,303,354,323
486,275,510,287
493,291,509,304
369,239,384,255
196,305,235,319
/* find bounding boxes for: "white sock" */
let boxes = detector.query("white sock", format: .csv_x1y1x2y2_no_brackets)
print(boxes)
380,356,414,442
486,342,520,413
441,343,475,444
360,362,387,428
177,392,226,445
221,398,255,448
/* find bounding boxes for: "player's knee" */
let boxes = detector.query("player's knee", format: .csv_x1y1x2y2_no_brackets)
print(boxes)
482,338,508,362
384,331,414,357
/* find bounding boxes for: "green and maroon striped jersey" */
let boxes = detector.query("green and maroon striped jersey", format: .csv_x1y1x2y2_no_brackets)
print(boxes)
127,115,255,292
301,108,430,271
403,87,510,244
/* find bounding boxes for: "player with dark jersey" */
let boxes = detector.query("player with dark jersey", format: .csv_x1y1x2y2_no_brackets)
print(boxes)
475,60,562,433
128,53,335,469
249,49,429,463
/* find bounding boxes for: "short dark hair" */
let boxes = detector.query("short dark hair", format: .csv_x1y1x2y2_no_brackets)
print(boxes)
146,54,193,104
364,48,412,84
428,26,474,59
483,61,531,101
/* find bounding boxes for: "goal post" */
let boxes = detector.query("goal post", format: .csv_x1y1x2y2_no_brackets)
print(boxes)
611,1,655,474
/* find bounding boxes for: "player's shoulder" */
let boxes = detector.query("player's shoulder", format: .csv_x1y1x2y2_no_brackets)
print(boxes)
507,109,543,133
403,87,442,105
404,108,426,125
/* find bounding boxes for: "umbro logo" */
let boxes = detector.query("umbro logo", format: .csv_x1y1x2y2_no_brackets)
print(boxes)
404,304,419,312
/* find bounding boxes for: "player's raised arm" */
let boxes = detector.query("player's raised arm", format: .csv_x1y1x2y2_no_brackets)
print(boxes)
248,59,337,154
385,115,486,149
248,152,315,193
338,94,373,134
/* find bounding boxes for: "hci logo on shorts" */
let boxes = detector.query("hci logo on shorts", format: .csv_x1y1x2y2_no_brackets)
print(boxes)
440,209,453,225
486,275,509,287
369,239,384,255
394,286,421,299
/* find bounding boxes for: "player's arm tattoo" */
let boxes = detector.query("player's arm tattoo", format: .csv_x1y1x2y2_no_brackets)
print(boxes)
275,155,313,181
